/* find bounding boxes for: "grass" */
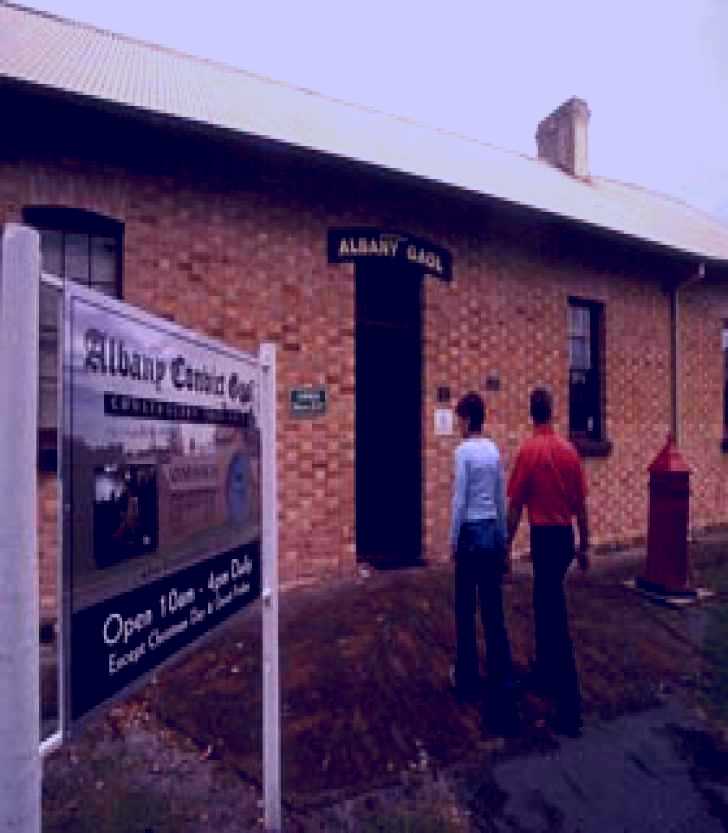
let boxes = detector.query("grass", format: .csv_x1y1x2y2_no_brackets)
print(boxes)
354,810,461,833
43,760,183,833
42,720,202,833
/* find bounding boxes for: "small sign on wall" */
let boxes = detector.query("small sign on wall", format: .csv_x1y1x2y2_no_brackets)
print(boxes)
434,408,454,436
290,387,327,417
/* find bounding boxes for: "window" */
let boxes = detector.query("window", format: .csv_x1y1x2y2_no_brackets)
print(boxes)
24,207,122,296
723,322,728,451
568,299,610,455
23,207,123,470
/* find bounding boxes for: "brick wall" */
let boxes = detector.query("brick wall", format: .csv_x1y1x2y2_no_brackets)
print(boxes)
678,280,728,533
3,89,727,619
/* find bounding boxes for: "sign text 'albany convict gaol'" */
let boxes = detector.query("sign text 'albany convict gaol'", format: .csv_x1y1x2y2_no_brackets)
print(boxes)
328,228,453,281
64,285,262,722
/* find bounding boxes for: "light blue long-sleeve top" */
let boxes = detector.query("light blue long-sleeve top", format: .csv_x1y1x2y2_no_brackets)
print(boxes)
450,437,507,551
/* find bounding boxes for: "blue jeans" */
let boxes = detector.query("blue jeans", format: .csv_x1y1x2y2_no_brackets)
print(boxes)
454,520,514,696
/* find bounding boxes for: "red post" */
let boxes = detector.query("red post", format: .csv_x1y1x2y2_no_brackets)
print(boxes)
637,434,695,597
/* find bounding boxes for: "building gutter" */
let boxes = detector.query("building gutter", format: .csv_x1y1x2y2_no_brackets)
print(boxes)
671,262,706,444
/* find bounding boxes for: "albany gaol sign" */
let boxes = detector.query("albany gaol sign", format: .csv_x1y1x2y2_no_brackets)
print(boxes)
328,228,453,280
63,285,262,722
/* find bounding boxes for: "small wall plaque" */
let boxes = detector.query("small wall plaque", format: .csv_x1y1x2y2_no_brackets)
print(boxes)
434,408,454,436
485,374,501,392
437,386,451,403
290,387,327,417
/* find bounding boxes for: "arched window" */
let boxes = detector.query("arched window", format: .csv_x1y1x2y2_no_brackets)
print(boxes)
23,207,124,470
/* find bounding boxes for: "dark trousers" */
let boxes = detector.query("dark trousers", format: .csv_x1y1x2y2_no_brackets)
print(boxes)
454,521,514,696
530,525,581,721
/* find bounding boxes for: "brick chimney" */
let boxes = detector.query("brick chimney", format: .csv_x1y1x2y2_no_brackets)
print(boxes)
536,97,591,179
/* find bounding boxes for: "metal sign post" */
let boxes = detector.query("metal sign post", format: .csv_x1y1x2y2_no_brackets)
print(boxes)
260,342,282,832
0,224,41,833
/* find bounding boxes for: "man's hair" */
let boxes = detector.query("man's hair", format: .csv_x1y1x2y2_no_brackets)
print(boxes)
530,387,553,424
456,392,486,432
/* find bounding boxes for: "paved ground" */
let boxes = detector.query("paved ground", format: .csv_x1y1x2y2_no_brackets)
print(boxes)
453,703,728,833
42,532,728,832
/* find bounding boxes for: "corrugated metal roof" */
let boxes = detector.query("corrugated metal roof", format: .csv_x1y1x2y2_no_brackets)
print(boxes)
2,1,728,264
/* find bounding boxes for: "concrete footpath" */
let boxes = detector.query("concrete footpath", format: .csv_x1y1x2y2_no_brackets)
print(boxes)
461,702,727,833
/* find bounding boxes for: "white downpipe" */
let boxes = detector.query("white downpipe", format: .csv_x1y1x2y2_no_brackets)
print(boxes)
0,224,41,833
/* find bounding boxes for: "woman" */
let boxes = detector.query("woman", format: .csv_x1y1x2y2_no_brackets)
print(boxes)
450,392,518,733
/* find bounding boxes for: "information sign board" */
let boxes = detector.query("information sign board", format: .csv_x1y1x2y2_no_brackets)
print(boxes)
63,285,262,723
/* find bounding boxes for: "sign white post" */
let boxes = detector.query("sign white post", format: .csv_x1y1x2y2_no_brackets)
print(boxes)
0,224,41,833
259,342,281,832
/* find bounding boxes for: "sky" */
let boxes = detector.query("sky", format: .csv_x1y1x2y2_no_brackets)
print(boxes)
22,0,728,223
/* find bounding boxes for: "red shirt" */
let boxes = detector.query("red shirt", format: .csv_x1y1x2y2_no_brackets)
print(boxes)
507,425,587,526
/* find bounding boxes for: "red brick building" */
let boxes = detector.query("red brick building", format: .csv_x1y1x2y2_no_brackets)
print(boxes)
2,3,728,618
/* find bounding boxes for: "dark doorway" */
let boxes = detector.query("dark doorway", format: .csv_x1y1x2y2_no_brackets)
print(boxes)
356,260,422,568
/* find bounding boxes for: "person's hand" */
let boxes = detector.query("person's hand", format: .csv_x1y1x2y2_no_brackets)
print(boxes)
576,544,590,572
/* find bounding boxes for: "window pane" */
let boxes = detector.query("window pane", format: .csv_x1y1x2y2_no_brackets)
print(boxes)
40,230,63,277
568,305,590,338
65,233,90,283
569,375,589,434
569,336,591,370
90,235,118,294
39,282,59,335
38,283,60,432
38,376,58,431
570,370,598,434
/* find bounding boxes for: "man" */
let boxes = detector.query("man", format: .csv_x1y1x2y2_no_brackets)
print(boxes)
506,387,589,737
450,392,518,734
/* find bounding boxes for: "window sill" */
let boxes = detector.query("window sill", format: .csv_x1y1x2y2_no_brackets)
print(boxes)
570,437,613,458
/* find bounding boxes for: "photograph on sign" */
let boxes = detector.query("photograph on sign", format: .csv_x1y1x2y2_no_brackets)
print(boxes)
63,285,263,722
